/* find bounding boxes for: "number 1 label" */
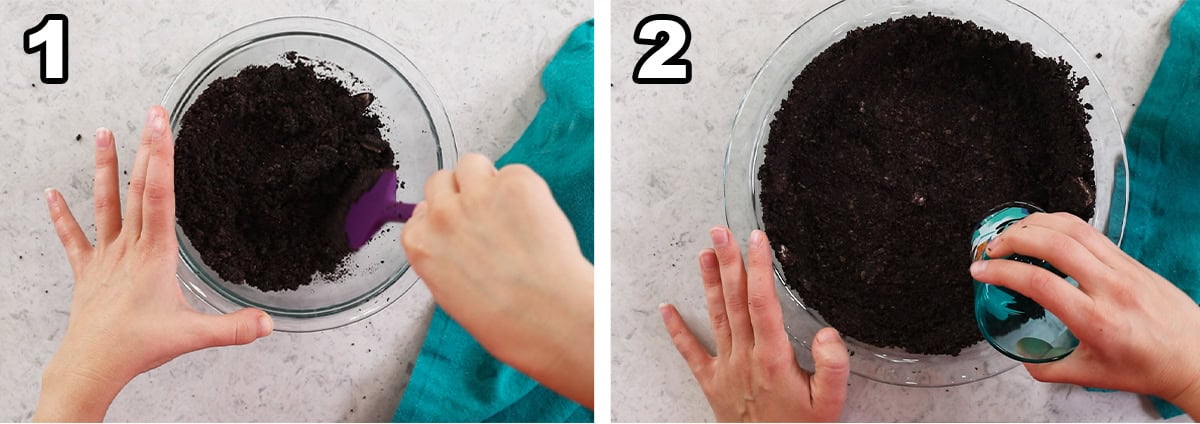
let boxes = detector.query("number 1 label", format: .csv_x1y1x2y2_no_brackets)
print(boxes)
24,14,69,84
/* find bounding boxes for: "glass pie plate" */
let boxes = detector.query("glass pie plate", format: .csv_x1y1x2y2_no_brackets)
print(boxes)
162,16,455,332
723,0,1129,386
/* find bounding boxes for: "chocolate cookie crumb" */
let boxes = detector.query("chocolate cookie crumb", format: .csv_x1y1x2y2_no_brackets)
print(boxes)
175,54,395,291
759,15,1094,355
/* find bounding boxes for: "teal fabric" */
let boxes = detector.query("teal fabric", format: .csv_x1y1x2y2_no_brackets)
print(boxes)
1095,0,1200,419
393,20,594,423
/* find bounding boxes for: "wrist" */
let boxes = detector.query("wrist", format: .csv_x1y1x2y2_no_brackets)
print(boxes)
1167,372,1200,419
35,356,129,422
499,259,594,407
1160,346,1200,419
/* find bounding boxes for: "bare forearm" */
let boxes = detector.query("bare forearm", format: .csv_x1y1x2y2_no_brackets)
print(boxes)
523,281,594,409
495,262,595,409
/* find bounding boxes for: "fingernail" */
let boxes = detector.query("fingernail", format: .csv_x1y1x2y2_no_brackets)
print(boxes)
750,230,765,247
816,328,837,344
970,260,987,275
698,250,718,270
658,303,671,320
94,128,110,148
146,107,166,135
710,227,729,247
44,188,56,204
257,314,274,337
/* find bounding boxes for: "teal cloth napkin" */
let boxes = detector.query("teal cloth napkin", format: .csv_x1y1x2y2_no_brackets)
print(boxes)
1095,0,1200,418
393,20,594,423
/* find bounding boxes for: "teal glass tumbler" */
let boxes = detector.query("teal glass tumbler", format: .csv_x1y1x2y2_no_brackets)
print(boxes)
971,202,1080,363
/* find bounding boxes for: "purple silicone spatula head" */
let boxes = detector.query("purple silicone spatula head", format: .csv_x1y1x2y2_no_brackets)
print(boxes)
345,169,416,250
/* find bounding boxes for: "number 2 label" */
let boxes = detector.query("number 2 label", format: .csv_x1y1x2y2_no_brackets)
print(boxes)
633,14,692,84
24,14,69,84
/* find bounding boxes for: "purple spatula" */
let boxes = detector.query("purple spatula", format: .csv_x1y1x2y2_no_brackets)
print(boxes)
345,169,415,250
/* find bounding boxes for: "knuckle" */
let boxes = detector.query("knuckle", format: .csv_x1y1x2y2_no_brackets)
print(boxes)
410,201,427,219
460,188,490,210
669,325,689,344
497,181,531,202
426,170,453,196
94,194,119,212
754,349,782,371
142,128,166,146
106,239,131,256
1065,213,1092,231
94,152,118,169
1028,270,1059,299
135,245,169,266
819,351,851,374
713,240,740,258
50,208,68,227
1107,282,1137,306
498,163,534,178
1064,216,1098,240
747,292,773,313
1026,365,1059,383
153,137,173,154
52,222,79,246
231,320,251,345
1080,302,1103,324
752,345,779,362
1046,232,1075,255
144,181,172,202
400,225,417,246
463,152,489,164
724,292,747,309
425,201,457,228
1051,211,1077,221
214,317,257,346
709,310,729,329
400,228,427,260
499,166,548,191
128,179,146,196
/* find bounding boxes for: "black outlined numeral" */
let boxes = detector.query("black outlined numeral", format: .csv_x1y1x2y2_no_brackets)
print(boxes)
633,14,692,84
23,14,69,84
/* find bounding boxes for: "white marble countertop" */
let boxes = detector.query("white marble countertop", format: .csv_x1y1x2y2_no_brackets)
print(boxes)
612,0,1194,421
0,1,589,421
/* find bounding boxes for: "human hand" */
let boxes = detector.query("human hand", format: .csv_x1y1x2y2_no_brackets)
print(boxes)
401,153,594,408
970,212,1200,417
35,106,273,422
660,227,849,422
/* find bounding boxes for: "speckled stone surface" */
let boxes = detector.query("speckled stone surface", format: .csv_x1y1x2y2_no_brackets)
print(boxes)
0,1,589,421
612,0,1194,422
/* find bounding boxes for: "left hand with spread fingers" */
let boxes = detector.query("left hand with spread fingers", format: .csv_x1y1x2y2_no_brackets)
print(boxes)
35,106,273,422
660,226,850,422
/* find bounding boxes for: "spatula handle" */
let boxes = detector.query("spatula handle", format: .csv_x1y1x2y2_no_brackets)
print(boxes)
385,201,417,223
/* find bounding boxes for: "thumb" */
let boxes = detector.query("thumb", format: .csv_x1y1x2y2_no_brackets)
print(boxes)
809,327,850,418
192,308,274,348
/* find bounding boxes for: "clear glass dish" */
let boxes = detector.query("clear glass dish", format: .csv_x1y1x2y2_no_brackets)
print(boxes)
724,0,1129,386
162,16,456,333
